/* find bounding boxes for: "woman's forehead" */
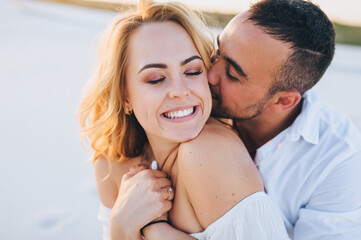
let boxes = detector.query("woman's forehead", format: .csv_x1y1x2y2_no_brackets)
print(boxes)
127,21,199,67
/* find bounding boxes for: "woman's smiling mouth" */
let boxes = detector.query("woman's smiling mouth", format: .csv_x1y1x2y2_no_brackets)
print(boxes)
162,106,197,120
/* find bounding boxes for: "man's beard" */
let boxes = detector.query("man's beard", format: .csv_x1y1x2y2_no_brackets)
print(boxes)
211,88,271,121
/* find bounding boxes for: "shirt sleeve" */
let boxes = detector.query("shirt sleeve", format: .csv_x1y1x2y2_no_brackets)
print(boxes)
293,151,361,240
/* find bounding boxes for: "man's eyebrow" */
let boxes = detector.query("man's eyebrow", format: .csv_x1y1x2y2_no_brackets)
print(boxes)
138,63,167,74
181,55,202,66
224,56,248,80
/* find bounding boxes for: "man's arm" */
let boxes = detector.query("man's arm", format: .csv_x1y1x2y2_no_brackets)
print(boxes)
293,151,361,240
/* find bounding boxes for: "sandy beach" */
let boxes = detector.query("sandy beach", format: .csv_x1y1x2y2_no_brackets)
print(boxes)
0,0,360,239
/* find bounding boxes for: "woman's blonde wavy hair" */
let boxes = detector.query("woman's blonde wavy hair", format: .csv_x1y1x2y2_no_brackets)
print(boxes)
78,0,214,163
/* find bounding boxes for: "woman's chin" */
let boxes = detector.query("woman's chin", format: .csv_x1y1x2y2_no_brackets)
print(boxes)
170,128,203,143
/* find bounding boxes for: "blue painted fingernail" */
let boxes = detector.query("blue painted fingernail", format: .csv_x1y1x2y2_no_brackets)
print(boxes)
151,160,158,170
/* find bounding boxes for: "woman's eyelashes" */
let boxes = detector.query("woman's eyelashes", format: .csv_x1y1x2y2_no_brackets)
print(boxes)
184,65,204,76
146,68,203,84
148,76,165,84
185,69,203,76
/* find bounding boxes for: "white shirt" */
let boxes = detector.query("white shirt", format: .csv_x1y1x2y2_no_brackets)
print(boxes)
98,192,290,240
255,90,361,239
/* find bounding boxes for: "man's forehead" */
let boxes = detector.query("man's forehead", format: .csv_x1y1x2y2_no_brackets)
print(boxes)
220,11,255,43
223,11,249,34
220,13,291,53
219,14,255,51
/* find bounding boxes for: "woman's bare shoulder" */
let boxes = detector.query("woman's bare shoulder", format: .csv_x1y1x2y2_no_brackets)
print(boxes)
179,117,247,158
93,156,143,208
177,118,264,228
177,118,259,183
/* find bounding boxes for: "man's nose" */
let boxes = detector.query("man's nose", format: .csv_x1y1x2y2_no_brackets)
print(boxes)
208,61,221,86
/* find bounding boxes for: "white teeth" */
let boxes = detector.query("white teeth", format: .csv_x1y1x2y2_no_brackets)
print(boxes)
164,107,194,119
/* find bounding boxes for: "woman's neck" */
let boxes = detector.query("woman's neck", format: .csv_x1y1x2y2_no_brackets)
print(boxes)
146,135,180,175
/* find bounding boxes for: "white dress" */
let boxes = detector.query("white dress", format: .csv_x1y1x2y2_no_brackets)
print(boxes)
98,192,290,240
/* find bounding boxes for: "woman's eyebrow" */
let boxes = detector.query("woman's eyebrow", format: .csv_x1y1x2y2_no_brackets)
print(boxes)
138,63,167,74
181,55,202,66
138,55,201,74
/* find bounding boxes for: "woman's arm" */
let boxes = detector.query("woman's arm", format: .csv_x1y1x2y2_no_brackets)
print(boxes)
143,222,196,240
94,158,174,240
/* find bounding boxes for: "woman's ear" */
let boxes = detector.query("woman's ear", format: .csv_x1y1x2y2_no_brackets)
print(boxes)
123,99,133,115
270,90,301,113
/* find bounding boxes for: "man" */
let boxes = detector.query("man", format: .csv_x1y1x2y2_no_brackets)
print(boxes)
208,0,361,239
101,0,361,239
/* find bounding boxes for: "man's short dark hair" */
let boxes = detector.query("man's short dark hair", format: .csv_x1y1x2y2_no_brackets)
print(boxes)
247,0,335,95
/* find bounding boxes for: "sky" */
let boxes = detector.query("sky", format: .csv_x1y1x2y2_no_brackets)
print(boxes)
113,0,361,26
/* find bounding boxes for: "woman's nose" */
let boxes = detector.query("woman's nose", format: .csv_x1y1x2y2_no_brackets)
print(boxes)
168,80,190,99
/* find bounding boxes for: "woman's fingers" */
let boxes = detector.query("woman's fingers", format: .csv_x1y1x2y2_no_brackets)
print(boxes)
129,164,147,173
123,165,147,180
112,165,175,235
162,186,175,201
151,175,171,188
146,169,167,178
123,168,174,202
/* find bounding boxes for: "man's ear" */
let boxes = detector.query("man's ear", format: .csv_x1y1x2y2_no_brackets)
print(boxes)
270,90,301,113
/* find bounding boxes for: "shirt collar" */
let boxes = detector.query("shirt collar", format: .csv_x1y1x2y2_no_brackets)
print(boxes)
285,90,321,145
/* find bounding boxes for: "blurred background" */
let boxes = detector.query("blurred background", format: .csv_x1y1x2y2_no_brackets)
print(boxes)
0,0,360,239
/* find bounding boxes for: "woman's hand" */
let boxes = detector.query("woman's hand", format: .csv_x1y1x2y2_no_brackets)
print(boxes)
110,165,174,240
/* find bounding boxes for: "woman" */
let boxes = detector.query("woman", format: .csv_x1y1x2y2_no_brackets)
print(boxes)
78,1,289,239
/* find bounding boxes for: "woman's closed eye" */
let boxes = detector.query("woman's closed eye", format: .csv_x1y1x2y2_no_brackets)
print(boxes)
147,76,165,84
184,67,203,76
185,70,203,76
145,65,203,84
